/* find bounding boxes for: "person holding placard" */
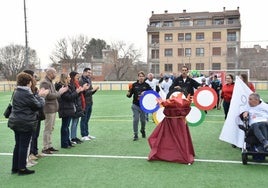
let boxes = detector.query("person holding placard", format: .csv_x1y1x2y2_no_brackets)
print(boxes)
169,66,201,97
126,71,152,141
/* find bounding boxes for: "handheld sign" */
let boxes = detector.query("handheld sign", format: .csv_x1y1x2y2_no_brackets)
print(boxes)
193,87,217,111
139,90,160,113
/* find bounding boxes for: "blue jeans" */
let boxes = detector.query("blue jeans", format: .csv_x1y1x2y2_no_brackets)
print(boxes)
12,130,32,170
30,120,41,155
61,117,71,147
70,117,79,139
80,104,92,137
131,104,146,136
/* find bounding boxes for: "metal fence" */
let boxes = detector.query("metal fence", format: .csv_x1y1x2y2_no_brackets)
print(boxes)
1,81,268,92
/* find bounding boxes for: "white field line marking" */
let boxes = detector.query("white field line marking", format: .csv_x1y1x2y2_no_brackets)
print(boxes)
0,153,267,166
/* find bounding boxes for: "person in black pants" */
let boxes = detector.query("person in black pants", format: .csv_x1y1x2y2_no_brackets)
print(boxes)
8,72,48,175
23,70,45,161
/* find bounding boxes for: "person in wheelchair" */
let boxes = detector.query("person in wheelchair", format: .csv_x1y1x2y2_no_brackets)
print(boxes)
240,93,268,152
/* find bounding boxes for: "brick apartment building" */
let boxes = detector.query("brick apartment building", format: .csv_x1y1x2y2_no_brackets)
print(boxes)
147,7,241,76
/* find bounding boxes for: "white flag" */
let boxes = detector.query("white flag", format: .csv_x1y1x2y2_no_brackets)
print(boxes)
219,76,253,148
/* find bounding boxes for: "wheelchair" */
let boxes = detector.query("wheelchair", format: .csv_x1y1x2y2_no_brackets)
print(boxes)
238,117,268,165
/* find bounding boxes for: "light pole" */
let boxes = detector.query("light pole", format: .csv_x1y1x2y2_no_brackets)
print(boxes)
24,0,29,69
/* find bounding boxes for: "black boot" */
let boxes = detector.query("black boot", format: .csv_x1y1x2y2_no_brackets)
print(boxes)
140,130,146,138
133,134,138,141
18,168,35,175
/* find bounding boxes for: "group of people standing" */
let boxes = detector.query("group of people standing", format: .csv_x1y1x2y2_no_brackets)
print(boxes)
8,67,99,175
126,66,202,141
126,66,258,143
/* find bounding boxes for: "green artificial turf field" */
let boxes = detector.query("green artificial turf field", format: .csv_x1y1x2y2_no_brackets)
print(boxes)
0,90,268,188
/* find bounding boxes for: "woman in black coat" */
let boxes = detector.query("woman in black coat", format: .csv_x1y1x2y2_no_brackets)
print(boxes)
55,73,83,148
8,72,48,175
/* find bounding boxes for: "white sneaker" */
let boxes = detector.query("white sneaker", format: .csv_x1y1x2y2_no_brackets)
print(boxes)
71,141,77,145
29,154,38,160
26,159,38,168
88,135,96,139
81,136,91,141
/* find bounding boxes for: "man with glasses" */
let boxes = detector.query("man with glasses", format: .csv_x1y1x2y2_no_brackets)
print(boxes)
169,66,201,97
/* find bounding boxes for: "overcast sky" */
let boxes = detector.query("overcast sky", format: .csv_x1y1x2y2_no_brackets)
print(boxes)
0,0,267,68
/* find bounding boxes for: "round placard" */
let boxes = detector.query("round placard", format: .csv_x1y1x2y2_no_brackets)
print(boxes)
186,104,206,127
193,87,217,111
166,89,185,99
152,106,165,125
139,90,160,113
168,91,186,99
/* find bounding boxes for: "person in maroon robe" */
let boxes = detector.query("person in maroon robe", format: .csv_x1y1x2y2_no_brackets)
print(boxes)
148,93,195,164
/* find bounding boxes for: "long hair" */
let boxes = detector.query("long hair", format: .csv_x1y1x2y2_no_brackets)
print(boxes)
59,73,68,86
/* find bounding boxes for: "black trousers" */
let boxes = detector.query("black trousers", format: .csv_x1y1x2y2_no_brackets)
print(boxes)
12,130,32,170
30,120,41,155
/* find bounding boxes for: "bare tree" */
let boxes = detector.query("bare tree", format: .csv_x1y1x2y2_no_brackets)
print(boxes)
50,34,88,71
0,44,38,80
106,41,142,80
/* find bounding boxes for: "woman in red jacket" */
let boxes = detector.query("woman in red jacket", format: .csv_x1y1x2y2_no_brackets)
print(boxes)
218,74,235,119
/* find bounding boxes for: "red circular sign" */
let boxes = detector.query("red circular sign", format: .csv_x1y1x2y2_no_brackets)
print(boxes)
193,87,217,111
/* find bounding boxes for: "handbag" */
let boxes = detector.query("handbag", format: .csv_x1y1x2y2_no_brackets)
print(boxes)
4,103,12,118
3,91,14,119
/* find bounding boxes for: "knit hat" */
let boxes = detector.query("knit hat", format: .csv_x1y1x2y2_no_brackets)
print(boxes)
69,71,79,79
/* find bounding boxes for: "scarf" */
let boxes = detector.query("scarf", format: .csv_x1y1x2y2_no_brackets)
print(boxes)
74,80,86,110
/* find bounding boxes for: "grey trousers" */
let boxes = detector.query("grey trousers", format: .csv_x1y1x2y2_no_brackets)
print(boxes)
131,104,146,136
251,122,268,144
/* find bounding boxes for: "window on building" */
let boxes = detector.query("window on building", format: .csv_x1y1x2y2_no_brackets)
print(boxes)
185,33,191,41
227,17,239,24
150,22,161,27
196,63,204,70
151,34,159,44
212,63,221,70
196,48,204,56
227,32,236,41
212,47,221,56
165,64,173,72
151,49,159,59
196,32,204,40
178,33,184,41
178,63,191,71
151,64,160,74
227,63,235,69
184,63,191,70
213,19,224,25
165,34,173,41
196,20,206,26
227,47,236,57
163,21,173,27
180,20,190,26
165,48,173,56
213,32,221,41
92,65,102,76
178,48,184,56
185,48,191,56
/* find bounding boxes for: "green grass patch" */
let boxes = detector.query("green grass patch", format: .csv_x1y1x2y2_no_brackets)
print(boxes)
0,90,268,188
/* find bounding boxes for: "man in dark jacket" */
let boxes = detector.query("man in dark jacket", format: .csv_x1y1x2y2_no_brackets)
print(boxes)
169,66,201,97
126,71,152,141
79,68,99,141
